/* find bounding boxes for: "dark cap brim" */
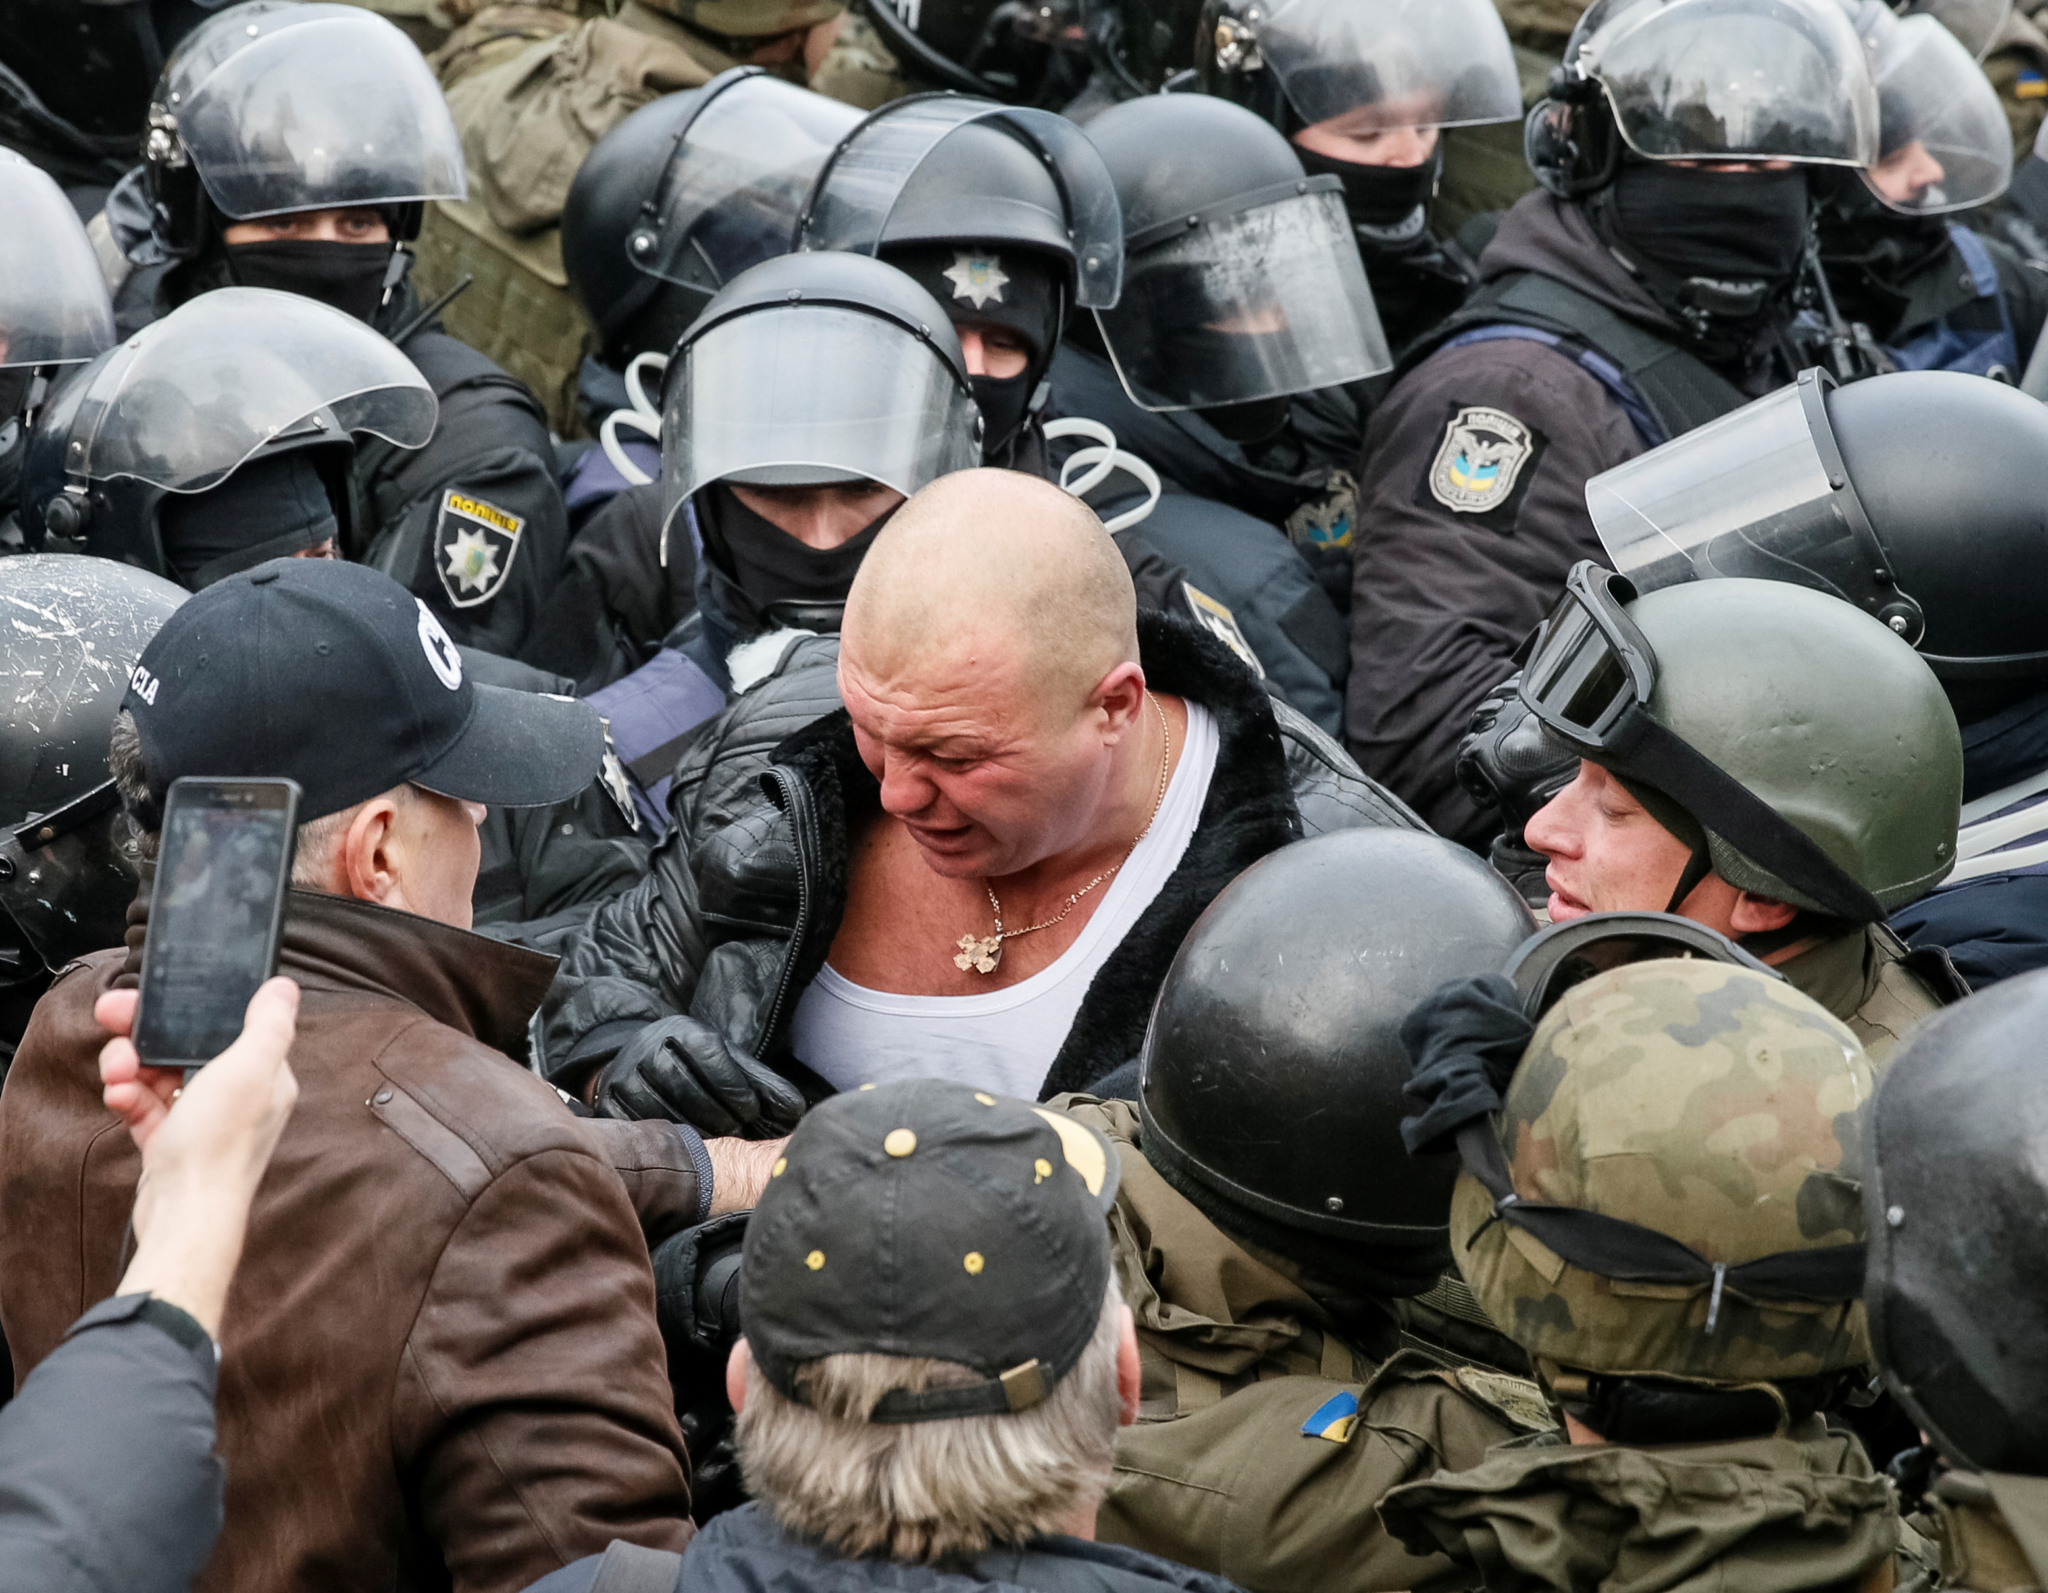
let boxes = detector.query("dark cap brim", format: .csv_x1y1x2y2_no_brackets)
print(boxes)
411,683,603,809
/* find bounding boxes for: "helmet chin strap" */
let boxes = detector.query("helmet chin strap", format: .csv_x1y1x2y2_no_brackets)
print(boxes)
1663,844,1716,917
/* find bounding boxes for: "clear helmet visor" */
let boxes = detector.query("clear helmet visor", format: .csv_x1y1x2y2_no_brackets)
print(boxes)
630,72,864,297
67,288,437,492
1899,0,2011,60
0,157,115,368
1584,0,1881,165
1862,12,2011,212
161,4,467,220
1094,182,1391,413
796,97,1124,308
663,303,982,518
1584,369,1924,640
1254,0,1524,133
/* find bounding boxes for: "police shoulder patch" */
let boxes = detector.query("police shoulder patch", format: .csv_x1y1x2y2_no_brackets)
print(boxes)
1428,405,1536,515
1182,582,1265,678
435,488,525,609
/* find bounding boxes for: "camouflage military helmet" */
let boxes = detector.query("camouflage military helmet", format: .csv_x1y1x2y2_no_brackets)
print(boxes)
1453,957,1876,1387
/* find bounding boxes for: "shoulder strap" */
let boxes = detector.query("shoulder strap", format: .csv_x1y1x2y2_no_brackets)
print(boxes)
1413,271,1751,445
588,1538,684,1593
1873,922,1973,1007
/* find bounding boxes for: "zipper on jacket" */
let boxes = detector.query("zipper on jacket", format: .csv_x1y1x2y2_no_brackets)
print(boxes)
757,764,815,1054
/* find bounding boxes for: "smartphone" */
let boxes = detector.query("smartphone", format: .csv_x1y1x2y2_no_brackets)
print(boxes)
134,778,301,1070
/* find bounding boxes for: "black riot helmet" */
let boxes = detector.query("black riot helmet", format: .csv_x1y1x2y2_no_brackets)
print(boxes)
0,153,117,436
661,250,981,538
797,92,1123,458
566,71,861,372
856,0,1091,108
1138,828,1536,1287
1865,966,2048,1473
1588,367,2048,680
0,556,184,990
1083,94,1391,413
21,288,436,584
1526,0,1880,198
141,0,467,255
1191,0,1521,147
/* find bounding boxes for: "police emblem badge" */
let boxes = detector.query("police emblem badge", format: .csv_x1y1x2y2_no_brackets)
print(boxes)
434,489,524,608
942,251,1010,310
1183,582,1265,678
1428,406,1535,514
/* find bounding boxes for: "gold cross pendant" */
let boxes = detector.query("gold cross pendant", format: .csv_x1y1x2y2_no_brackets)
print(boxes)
954,934,1002,974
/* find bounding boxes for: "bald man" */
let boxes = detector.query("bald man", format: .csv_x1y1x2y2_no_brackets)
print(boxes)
528,471,1424,1165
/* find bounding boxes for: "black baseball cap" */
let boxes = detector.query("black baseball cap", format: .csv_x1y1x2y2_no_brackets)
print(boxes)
120,558,603,823
741,1079,1121,1424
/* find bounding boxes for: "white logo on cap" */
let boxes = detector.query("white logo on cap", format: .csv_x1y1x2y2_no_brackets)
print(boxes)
416,600,463,691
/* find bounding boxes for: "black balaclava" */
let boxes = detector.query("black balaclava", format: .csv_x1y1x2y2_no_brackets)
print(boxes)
224,238,397,324
1600,161,1813,331
1813,170,1952,343
884,244,1064,463
157,447,341,590
1292,140,1443,230
696,480,900,617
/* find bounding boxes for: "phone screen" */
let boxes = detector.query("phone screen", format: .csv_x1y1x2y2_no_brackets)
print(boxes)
134,779,300,1068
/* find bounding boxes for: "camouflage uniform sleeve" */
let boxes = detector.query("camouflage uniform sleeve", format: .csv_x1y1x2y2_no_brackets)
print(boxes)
1096,1355,1547,1593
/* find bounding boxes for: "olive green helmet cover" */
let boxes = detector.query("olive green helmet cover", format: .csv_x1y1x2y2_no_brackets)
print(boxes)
1453,958,1876,1386
1611,578,1961,915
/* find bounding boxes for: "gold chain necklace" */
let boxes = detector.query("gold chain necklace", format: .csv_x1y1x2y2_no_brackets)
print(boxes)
954,692,1172,976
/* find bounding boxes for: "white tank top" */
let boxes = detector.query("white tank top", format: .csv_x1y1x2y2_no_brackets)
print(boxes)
789,701,1220,1099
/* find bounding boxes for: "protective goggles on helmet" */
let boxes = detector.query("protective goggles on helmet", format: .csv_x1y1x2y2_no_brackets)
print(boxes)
1517,561,1886,923
1502,910,1779,1020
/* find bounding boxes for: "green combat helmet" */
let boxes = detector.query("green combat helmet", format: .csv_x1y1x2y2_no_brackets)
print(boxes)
1448,958,1877,1425
1519,567,1962,920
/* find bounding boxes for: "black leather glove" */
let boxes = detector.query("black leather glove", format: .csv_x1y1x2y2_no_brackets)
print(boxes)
592,1015,806,1139
1455,674,1579,838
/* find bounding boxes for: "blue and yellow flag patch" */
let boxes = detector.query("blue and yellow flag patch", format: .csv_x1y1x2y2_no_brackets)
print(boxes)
1300,1390,1359,1444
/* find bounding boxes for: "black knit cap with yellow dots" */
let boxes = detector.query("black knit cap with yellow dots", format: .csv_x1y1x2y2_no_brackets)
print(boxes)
739,1077,1122,1425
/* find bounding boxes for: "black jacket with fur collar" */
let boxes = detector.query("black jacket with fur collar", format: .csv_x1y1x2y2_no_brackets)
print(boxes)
531,611,1426,1101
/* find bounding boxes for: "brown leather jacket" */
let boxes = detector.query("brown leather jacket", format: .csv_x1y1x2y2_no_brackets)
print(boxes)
0,889,698,1593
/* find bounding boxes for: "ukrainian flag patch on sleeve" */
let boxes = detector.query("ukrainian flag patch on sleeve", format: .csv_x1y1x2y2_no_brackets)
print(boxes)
1300,1390,1360,1444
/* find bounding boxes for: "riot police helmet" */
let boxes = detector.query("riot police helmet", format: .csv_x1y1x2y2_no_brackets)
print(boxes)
1083,94,1391,412
0,556,184,983
1526,0,1880,197
1516,562,1962,920
798,92,1121,457
1138,828,1535,1283
1896,0,2010,59
660,250,981,548
1588,368,2048,678
1848,1,2010,213
0,154,117,432
568,71,861,370
1865,968,2048,1473
21,288,436,585
1193,0,1521,145
143,1,467,253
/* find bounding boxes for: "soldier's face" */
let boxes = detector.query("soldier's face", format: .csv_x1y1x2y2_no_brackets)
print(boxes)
1525,761,1701,923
